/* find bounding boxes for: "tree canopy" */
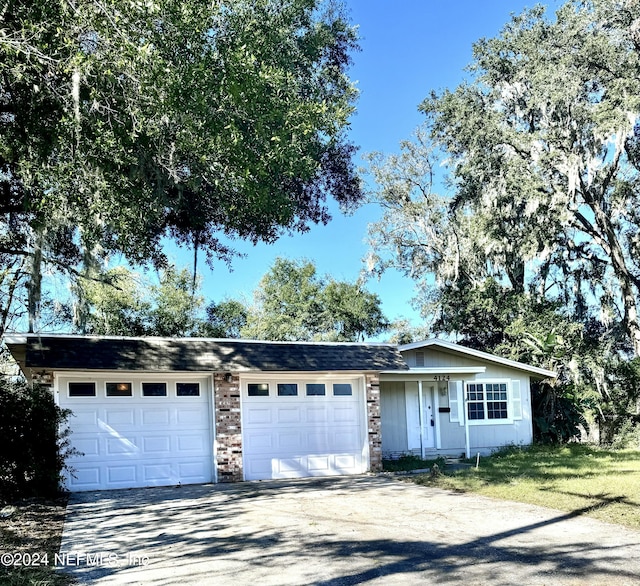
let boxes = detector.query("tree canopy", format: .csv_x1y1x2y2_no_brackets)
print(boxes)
73,265,206,337
0,0,361,333
367,0,640,357
242,257,390,341
364,0,640,443
67,258,389,342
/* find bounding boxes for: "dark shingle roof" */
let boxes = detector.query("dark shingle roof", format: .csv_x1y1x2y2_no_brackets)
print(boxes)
15,335,408,372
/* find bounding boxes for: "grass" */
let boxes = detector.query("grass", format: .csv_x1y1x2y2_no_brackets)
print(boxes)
409,444,640,530
0,496,76,585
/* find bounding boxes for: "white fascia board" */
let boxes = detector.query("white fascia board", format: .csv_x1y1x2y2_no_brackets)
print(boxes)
3,334,27,345
399,338,557,379
379,366,485,382
380,367,485,375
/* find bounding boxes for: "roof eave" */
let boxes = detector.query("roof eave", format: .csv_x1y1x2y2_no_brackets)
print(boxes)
399,338,557,379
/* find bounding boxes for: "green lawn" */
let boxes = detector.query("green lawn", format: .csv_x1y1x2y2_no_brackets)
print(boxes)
409,445,640,530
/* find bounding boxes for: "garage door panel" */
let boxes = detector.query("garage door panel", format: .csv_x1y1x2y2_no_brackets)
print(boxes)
244,432,274,452
335,454,358,470
242,377,367,481
332,405,358,423
246,408,272,424
105,435,140,456
275,457,305,476
308,456,330,471
142,435,171,454
71,437,100,456
277,407,301,424
278,431,303,449
177,461,209,481
245,457,272,477
71,410,100,431
141,409,170,426
107,465,136,484
105,409,136,427
176,408,208,426
60,376,212,491
306,407,327,422
68,466,101,490
143,463,173,483
306,431,331,451
176,434,208,453
333,429,361,450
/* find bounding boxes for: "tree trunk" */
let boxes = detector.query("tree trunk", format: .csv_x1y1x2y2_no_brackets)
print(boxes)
27,228,43,333
589,199,640,357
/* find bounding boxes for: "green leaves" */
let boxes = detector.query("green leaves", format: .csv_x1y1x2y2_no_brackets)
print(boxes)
369,0,640,356
242,257,389,341
1,0,361,332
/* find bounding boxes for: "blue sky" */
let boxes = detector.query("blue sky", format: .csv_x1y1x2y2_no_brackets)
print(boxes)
173,1,560,332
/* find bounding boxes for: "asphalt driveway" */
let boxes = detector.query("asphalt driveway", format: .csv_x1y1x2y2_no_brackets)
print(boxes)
59,475,640,585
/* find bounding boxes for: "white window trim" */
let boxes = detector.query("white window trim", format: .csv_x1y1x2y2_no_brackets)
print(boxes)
141,381,168,397
465,379,519,426
105,381,134,398
240,374,361,402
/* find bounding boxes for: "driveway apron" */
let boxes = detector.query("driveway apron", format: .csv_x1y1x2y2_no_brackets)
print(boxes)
58,475,640,585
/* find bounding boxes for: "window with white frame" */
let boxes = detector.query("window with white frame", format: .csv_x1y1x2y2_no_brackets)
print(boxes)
466,382,508,421
449,380,522,425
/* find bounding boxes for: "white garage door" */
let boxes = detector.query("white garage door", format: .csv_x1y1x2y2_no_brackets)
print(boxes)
241,376,368,480
58,375,213,491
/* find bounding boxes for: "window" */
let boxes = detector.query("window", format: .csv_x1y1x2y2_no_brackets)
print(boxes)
306,383,326,396
466,382,508,421
415,351,425,367
248,383,269,397
277,383,298,396
177,382,200,397
68,382,96,397
142,382,167,397
106,382,132,397
333,383,352,396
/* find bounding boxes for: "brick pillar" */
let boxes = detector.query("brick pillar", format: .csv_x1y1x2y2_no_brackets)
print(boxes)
366,373,382,472
214,373,243,482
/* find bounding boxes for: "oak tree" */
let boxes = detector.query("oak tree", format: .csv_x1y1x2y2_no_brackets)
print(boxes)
0,0,361,331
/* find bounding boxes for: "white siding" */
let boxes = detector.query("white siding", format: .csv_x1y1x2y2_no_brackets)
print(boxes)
380,382,408,455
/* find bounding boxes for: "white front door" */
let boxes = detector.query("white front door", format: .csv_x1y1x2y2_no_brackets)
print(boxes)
405,383,435,452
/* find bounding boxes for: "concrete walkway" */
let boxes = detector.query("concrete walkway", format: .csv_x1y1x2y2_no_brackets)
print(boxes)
58,475,640,585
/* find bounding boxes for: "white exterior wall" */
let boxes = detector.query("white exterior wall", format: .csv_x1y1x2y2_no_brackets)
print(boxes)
380,381,408,455
381,348,537,457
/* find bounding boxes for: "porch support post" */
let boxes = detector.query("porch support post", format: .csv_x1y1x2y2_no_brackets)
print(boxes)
418,379,425,459
462,379,471,459
434,383,441,450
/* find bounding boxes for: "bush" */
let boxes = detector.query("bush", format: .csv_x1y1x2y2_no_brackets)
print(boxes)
532,381,589,444
0,378,74,501
382,454,445,472
605,417,640,450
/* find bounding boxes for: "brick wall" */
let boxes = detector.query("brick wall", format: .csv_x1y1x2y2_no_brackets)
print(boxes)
366,373,382,472
214,373,243,482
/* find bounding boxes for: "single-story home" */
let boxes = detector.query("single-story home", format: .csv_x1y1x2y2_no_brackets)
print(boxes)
5,334,555,491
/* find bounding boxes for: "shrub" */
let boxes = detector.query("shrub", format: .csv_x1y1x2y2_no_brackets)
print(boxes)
532,381,589,444
0,378,74,501
606,418,640,450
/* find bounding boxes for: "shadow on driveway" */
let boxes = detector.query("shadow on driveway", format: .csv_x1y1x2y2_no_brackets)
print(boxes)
58,476,640,585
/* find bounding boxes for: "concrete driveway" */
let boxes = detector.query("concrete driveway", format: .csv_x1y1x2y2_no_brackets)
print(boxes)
59,475,640,585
